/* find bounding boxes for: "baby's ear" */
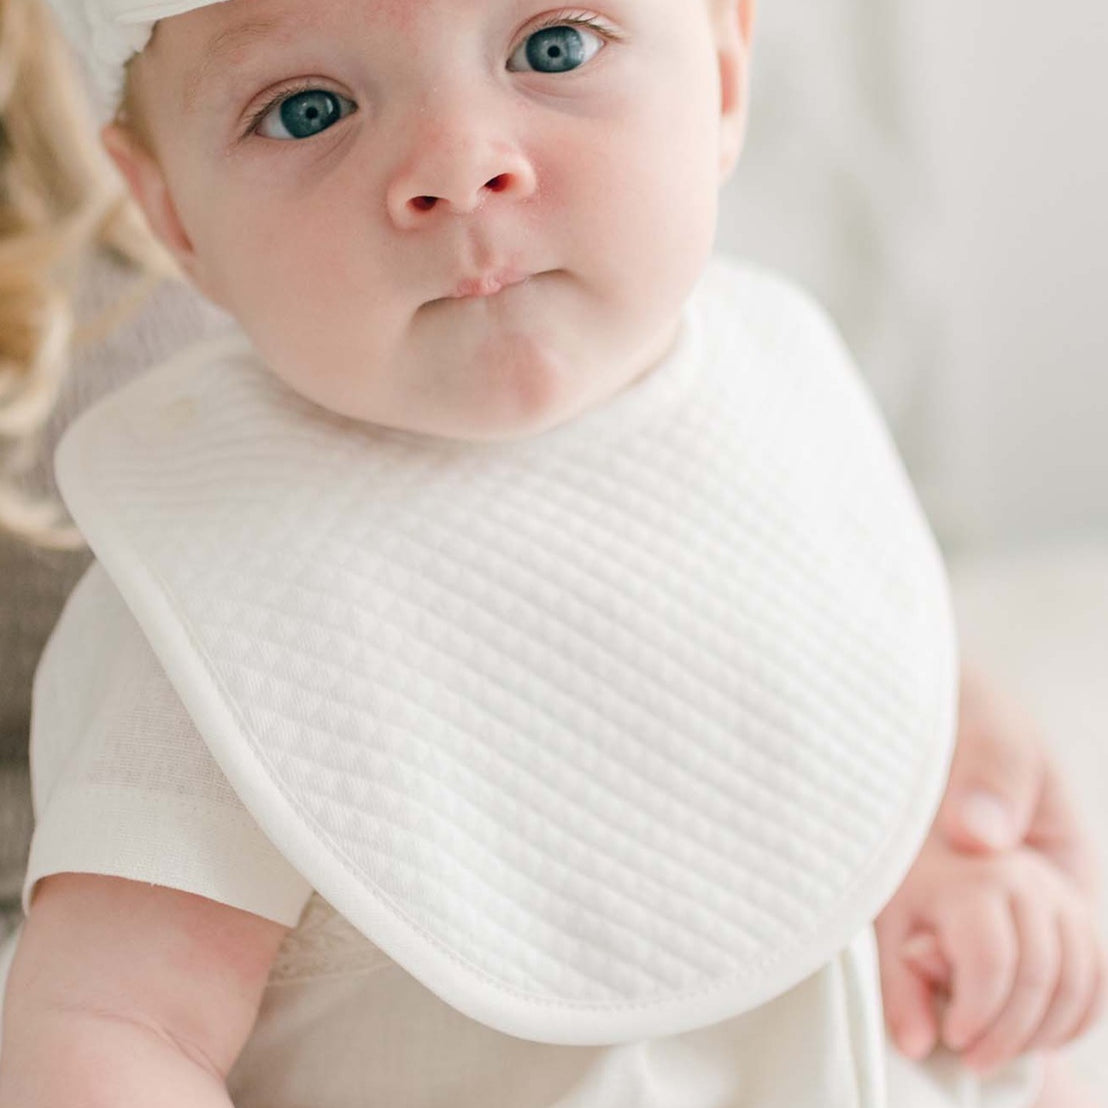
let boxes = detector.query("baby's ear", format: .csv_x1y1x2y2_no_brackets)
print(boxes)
715,0,756,182
101,122,205,289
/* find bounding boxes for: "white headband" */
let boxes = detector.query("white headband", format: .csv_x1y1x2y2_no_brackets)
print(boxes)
46,0,228,122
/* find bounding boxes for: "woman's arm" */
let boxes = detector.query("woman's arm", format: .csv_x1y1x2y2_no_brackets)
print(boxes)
936,662,1100,897
0,872,290,1106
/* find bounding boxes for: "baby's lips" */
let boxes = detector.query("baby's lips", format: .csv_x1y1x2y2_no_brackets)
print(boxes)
447,268,532,299
902,931,952,989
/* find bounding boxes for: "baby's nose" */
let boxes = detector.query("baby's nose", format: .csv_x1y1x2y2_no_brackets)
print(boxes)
386,137,537,227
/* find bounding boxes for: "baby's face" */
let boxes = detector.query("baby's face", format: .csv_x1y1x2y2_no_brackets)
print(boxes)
113,0,750,440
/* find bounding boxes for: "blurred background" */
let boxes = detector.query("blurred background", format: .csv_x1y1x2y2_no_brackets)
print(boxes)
721,0,1108,552
1,0,1106,1088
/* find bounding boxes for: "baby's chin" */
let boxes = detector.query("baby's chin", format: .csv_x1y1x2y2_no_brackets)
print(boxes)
405,363,591,445
256,338,587,444
444,332,585,440
425,325,686,444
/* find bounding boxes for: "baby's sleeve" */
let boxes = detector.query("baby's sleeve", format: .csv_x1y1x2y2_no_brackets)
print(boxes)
23,561,313,926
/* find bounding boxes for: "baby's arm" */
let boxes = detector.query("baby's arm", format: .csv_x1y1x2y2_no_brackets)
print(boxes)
0,873,289,1106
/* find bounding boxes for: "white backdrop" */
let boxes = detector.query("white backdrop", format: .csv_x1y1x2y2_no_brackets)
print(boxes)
715,0,1108,554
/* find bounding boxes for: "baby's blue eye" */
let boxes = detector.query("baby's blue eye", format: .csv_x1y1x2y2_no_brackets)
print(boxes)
257,89,355,141
508,24,605,74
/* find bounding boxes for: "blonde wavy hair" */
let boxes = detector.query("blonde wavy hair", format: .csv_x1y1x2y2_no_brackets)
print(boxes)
0,0,174,548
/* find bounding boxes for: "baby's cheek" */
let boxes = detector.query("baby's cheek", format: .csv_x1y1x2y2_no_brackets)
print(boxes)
211,213,344,334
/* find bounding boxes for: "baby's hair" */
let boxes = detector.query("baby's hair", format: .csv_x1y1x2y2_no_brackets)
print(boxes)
0,0,173,548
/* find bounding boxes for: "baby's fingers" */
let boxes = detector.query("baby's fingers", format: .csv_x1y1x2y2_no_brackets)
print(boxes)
881,934,942,1060
937,892,1018,1053
1024,908,1103,1051
960,892,1059,1072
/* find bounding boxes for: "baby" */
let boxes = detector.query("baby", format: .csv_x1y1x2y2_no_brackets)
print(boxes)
0,0,1101,1105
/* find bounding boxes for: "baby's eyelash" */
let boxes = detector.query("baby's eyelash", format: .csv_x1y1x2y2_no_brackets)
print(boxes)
524,10,624,44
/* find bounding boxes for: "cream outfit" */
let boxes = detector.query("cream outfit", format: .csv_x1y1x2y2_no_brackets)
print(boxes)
4,257,1040,1104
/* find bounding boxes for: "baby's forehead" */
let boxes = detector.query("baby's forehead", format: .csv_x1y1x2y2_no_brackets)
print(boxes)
148,0,547,100
161,0,700,50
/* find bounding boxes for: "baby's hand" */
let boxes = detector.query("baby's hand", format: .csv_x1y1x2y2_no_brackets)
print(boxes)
875,835,1106,1074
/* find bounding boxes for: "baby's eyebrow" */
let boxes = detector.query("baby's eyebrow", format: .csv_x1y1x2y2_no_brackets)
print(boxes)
181,17,286,111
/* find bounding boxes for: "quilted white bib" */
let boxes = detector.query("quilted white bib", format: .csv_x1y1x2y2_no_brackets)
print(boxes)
54,259,957,1045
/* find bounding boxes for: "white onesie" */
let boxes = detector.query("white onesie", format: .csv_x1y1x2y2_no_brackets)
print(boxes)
8,256,1041,1105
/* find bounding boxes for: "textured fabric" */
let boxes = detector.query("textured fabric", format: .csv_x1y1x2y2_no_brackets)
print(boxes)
24,562,312,925
48,256,957,1045
18,566,901,1102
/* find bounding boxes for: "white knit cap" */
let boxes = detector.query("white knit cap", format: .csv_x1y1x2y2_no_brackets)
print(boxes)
46,0,230,122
